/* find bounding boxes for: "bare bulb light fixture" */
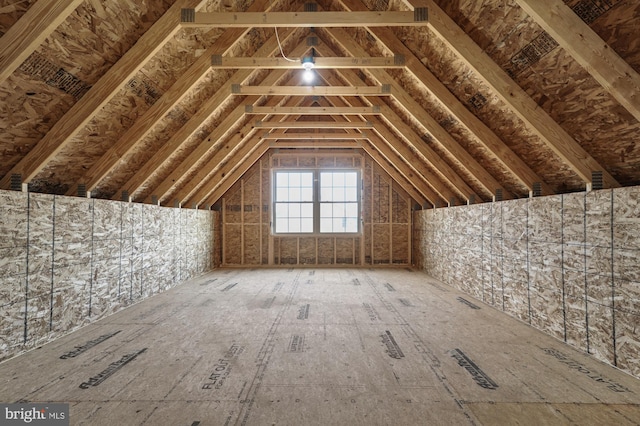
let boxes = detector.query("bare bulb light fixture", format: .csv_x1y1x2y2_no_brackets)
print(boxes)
301,56,315,84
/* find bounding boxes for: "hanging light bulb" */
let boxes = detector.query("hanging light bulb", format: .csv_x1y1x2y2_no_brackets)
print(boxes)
301,56,315,84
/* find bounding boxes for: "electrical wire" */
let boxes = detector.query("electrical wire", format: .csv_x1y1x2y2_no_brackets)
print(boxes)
275,28,299,63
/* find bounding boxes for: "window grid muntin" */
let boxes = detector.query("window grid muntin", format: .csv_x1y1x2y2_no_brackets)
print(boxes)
272,169,360,235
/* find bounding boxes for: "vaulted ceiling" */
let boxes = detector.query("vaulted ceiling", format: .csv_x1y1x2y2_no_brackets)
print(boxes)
1,0,639,208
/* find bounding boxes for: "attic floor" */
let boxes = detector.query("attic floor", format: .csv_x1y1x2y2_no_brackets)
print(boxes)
1,268,640,425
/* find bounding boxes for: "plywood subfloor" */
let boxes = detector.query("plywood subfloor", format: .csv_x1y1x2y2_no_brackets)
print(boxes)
1,268,640,425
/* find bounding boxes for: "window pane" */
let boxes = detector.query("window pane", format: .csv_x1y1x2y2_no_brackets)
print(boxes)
289,187,301,201
333,203,345,217
301,203,313,218
345,187,357,202
276,188,288,202
275,218,288,233
345,218,358,232
301,173,313,187
333,187,345,202
289,218,301,233
301,186,313,202
276,173,288,187
346,202,358,217
321,173,332,187
333,218,345,232
275,203,288,218
320,203,332,218
320,218,332,233
345,173,357,187
289,172,301,186
289,203,301,217
333,173,345,186
320,187,332,202
301,218,313,232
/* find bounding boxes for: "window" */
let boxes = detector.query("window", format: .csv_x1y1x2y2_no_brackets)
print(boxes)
273,170,360,234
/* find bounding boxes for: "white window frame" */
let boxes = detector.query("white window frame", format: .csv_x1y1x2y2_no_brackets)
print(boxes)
272,168,361,236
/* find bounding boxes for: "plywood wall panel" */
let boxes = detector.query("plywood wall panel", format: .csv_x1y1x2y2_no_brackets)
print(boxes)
279,238,298,265
391,224,408,264
414,185,640,379
1,189,215,362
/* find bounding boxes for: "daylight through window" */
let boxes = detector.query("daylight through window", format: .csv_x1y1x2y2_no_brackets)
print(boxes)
273,170,360,234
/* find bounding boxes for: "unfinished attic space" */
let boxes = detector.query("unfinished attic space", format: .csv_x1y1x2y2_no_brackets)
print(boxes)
1,0,640,423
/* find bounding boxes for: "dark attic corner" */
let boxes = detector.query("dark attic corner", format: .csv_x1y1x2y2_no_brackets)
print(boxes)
0,0,639,424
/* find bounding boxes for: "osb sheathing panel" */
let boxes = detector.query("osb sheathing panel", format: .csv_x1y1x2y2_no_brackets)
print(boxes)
414,185,640,379
0,189,215,362
0,0,38,32
221,152,413,265
431,0,640,187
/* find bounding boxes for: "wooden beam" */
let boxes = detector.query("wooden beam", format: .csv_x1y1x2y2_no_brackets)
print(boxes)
0,0,84,84
413,0,619,188
232,85,392,96
245,106,381,115
255,120,372,129
270,141,360,148
176,96,323,205
260,132,369,140
315,95,447,205
198,138,270,206
361,139,434,207
119,41,312,201
0,0,207,190
180,10,428,27
514,0,640,123
335,0,553,196
316,66,481,202
211,55,406,68
73,0,279,195
325,28,506,200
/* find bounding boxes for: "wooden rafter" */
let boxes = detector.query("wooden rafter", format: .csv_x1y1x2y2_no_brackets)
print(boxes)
180,9,428,28
325,28,506,201
514,0,640,123
119,41,313,202
412,0,619,188
72,0,280,196
185,98,318,204
316,66,479,202
335,0,553,196
311,91,452,205
0,0,206,190
177,96,324,205
0,0,85,85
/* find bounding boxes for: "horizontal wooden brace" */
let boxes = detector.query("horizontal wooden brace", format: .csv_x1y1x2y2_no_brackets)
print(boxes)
255,120,372,128
181,10,428,27
211,55,405,68
245,106,381,114
232,85,391,96
260,132,368,140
